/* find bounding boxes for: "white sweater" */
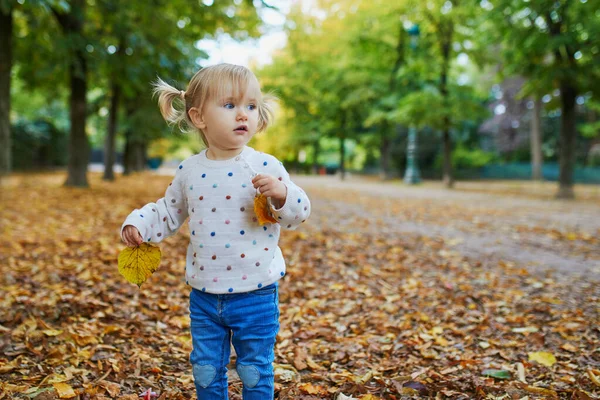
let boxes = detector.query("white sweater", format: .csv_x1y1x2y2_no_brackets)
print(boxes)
120,146,311,294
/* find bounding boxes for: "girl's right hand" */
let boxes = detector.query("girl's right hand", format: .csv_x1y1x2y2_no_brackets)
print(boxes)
122,225,143,247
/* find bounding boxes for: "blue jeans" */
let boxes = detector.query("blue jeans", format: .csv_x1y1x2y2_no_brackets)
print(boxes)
189,282,280,399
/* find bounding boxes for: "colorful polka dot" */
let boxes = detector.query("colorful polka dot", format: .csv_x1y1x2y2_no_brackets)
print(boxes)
242,275,247,280
258,283,263,288
225,220,230,224
227,265,232,270
200,266,204,270
213,277,218,282
240,207,246,212
297,199,301,203
255,262,260,266
139,214,144,218
192,230,196,235
280,272,285,276
213,184,218,188
179,165,183,169
199,196,204,200
212,255,217,260
202,287,206,292
240,230,245,235
212,208,216,212
157,233,162,237
241,253,245,258
163,217,167,221
228,172,233,176
242,184,247,188
253,240,257,245
189,185,193,190
199,244,204,248
171,199,176,203
225,243,231,248
263,161,268,166
211,232,216,237
228,288,233,293
202,173,206,178
263,226,267,231
226,195,231,200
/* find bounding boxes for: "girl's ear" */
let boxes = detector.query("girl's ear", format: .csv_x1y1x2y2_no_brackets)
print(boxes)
188,107,207,130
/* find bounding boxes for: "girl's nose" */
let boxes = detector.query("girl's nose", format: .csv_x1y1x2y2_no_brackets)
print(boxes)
237,109,248,120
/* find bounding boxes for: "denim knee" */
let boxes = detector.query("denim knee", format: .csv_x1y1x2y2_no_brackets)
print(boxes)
236,364,260,388
193,364,217,388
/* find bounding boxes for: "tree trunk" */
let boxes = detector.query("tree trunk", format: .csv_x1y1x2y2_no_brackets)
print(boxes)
123,132,132,176
530,97,543,180
55,0,89,187
380,128,392,180
103,81,120,181
339,135,346,181
339,114,346,181
312,139,320,175
442,129,453,188
556,82,577,199
440,28,454,188
0,6,12,176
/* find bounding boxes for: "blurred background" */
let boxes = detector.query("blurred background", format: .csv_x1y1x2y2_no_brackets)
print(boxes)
1,0,599,199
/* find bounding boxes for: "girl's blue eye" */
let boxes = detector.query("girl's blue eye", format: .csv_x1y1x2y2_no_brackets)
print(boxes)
247,104,256,111
224,103,234,109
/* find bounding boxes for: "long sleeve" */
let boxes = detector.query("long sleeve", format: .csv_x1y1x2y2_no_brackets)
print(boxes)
268,161,311,230
120,167,189,244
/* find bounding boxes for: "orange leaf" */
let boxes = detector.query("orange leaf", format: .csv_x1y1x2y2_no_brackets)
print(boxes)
254,194,277,226
53,382,76,399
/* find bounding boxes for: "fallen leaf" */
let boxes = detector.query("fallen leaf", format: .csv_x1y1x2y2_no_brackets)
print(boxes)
52,382,76,399
528,351,557,367
482,369,511,379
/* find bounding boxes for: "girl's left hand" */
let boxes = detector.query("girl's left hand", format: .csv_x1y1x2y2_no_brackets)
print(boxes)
252,174,287,203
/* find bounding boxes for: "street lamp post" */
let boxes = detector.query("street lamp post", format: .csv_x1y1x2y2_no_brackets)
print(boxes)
403,24,421,184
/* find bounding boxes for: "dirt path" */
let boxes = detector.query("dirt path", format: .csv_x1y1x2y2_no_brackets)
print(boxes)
292,175,600,280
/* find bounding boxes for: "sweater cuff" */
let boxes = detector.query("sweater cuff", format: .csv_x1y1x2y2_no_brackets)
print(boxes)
120,214,147,243
269,183,300,222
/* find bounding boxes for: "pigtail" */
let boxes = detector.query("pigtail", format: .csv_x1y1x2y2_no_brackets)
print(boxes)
152,77,188,131
258,92,278,133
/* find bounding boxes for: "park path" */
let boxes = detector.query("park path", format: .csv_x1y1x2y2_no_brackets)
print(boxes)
151,165,600,279
291,175,600,280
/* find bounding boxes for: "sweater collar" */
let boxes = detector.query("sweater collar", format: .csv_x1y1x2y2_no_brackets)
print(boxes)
197,146,254,168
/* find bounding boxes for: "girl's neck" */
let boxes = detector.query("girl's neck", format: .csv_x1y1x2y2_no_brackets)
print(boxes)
205,146,245,161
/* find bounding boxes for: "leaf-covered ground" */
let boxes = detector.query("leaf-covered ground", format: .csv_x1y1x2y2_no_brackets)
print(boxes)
1,172,599,399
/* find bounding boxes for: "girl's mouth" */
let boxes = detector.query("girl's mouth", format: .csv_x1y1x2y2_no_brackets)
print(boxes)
234,125,248,133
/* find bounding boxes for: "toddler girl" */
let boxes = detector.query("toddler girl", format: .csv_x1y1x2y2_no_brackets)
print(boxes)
120,63,311,399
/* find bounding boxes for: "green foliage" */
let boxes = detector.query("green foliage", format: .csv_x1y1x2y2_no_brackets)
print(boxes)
433,144,498,171
11,118,68,169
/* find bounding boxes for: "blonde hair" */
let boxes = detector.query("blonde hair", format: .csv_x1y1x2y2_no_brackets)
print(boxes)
153,63,275,146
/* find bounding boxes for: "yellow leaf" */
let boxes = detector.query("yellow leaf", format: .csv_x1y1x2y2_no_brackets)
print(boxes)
528,351,557,367
253,194,277,226
53,382,76,399
43,329,63,337
118,243,161,287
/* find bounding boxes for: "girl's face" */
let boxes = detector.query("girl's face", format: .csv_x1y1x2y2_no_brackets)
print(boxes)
191,80,260,152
